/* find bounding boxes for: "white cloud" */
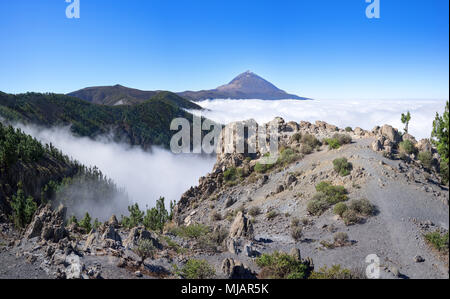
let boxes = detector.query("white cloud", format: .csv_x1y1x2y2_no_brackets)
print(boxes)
190,99,447,139
16,125,216,212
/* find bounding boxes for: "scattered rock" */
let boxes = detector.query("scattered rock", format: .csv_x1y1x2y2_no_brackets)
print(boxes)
414,255,425,263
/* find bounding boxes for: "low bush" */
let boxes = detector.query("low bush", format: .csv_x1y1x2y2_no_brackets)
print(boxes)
300,134,321,149
134,239,156,263
170,224,211,240
256,251,311,279
315,181,348,204
323,134,352,150
333,202,348,217
398,140,417,156
307,199,329,216
348,199,376,216
418,151,433,169
333,157,353,176
342,209,359,225
345,127,353,132
223,167,244,182
309,265,357,279
424,231,449,253
175,259,216,279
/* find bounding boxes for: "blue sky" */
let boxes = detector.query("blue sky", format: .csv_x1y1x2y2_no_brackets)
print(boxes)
0,0,448,100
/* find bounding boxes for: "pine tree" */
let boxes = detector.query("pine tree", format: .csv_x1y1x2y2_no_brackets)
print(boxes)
401,111,411,134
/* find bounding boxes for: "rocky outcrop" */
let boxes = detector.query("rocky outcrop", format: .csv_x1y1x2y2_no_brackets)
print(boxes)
229,212,254,239
24,204,67,243
123,226,162,250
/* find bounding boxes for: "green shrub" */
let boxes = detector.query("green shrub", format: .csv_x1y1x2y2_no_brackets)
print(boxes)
323,138,341,149
424,231,449,253
345,127,353,132
309,265,355,279
398,140,417,155
333,158,353,176
418,151,433,169
176,259,215,279
342,210,359,226
256,251,311,279
224,167,242,182
300,134,321,149
278,148,299,166
254,162,272,173
315,182,348,204
348,199,376,216
323,134,351,150
134,239,156,263
334,133,352,145
170,224,211,240
307,199,329,216
333,202,348,217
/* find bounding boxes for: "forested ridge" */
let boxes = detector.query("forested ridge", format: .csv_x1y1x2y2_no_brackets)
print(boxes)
0,91,202,149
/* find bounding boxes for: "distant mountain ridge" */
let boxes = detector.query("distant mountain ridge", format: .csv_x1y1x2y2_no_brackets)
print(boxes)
179,71,310,101
67,71,310,104
67,85,201,109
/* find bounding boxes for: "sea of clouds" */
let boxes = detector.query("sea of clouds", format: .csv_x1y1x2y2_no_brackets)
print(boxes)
16,124,216,213
190,98,447,140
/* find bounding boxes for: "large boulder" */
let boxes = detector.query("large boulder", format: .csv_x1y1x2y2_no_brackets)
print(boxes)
380,125,401,144
229,212,254,239
417,139,433,153
402,133,417,144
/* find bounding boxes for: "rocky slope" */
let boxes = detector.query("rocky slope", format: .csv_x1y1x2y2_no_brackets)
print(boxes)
0,118,448,279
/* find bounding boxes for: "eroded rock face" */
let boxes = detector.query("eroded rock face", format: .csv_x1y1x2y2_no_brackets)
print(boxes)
123,226,161,249
24,204,67,243
229,212,254,239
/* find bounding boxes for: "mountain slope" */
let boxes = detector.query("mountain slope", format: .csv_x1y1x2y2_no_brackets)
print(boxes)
179,71,310,101
0,91,203,149
173,118,449,279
